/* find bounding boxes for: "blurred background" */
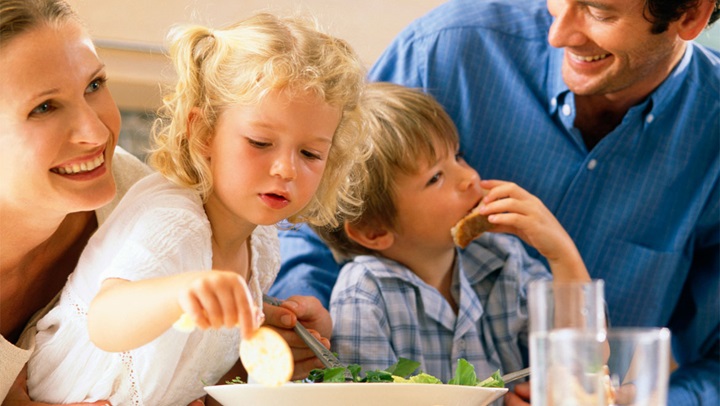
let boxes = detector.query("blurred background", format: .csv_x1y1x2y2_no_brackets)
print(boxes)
65,0,720,161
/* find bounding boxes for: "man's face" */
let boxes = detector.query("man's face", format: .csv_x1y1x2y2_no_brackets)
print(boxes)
546,0,687,102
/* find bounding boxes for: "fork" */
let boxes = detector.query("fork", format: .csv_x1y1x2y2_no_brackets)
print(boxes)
262,294,354,381
501,367,530,384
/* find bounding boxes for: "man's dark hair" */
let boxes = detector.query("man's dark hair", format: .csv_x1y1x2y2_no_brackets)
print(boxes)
645,0,719,34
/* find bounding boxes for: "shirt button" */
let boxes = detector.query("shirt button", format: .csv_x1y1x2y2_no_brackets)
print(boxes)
550,98,557,108
587,159,598,170
562,104,571,116
646,114,655,123
457,339,466,350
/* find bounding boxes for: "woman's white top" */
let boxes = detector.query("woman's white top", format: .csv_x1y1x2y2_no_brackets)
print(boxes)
0,147,151,402
27,172,280,406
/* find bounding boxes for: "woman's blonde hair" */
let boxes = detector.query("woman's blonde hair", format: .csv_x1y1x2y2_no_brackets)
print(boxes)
149,12,368,227
313,82,459,258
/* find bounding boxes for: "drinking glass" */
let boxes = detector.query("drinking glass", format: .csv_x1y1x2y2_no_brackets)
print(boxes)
533,328,670,405
605,328,671,405
528,280,607,406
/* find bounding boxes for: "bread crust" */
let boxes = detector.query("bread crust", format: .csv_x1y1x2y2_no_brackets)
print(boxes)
451,210,493,248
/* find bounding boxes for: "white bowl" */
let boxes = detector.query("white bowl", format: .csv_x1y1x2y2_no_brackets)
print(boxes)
205,382,507,406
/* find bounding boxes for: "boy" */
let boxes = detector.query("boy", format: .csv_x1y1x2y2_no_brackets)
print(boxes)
312,82,591,382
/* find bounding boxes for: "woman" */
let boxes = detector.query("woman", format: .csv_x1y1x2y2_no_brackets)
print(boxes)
0,0,332,404
0,0,151,402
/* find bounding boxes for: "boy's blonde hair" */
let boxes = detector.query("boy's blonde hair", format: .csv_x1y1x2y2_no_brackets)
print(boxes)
313,82,459,258
149,13,368,227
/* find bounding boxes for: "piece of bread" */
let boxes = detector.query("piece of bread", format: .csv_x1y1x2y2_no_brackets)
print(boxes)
451,209,493,248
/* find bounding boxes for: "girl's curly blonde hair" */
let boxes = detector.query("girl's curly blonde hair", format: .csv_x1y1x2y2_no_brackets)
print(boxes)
149,12,369,227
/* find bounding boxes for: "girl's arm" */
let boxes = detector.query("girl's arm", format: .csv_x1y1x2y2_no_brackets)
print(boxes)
477,180,590,282
87,270,256,352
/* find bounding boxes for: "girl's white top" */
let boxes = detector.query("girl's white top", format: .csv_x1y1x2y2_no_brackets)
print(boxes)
27,172,280,406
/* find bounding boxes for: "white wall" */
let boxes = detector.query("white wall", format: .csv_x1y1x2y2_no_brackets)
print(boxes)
66,0,448,111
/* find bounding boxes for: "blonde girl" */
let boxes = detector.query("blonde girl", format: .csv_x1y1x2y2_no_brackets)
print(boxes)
27,12,367,406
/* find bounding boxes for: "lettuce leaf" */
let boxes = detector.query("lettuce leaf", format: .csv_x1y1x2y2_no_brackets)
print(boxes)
477,370,505,388
300,357,504,388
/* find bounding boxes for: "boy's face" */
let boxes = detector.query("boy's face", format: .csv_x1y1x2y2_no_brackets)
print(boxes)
390,142,484,252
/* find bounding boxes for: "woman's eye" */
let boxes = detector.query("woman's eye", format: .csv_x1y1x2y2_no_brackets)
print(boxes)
455,151,465,162
85,77,107,94
30,101,54,116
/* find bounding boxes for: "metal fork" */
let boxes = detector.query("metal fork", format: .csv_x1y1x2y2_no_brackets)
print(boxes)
501,367,531,384
262,294,354,381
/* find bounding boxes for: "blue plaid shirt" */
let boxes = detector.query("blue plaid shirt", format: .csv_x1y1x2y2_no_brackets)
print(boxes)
274,0,719,403
330,234,550,383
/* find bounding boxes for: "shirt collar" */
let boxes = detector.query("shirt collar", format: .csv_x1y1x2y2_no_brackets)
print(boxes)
646,42,694,118
547,46,568,116
456,235,506,285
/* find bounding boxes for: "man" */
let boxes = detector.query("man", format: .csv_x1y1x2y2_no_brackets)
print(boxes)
271,0,719,404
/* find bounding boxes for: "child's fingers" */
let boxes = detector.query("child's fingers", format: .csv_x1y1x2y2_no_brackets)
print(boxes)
481,180,536,203
234,276,257,340
487,212,526,229
178,292,209,329
193,281,224,329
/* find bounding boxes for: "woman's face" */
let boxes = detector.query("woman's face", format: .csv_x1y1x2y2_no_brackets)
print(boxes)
0,22,119,217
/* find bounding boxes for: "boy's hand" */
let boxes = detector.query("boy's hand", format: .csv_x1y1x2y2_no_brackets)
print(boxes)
478,180,575,263
177,271,257,340
262,295,331,379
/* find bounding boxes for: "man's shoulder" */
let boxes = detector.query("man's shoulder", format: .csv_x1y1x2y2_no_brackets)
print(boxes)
407,0,551,42
688,42,720,95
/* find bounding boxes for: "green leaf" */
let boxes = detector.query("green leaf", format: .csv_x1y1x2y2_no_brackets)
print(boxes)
322,367,349,382
393,372,443,384
384,357,422,378
448,358,478,386
477,370,505,388
362,370,394,382
305,368,326,382
348,364,363,381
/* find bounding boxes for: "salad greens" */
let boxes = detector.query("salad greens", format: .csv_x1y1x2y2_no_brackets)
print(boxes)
304,357,505,388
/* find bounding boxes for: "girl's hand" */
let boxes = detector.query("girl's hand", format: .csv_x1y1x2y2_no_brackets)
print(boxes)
478,180,576,263
262,295,331,379
177,271,258,340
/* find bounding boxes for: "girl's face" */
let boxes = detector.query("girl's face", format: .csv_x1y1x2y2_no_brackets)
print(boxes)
0,23,120,217
204,89,342,229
